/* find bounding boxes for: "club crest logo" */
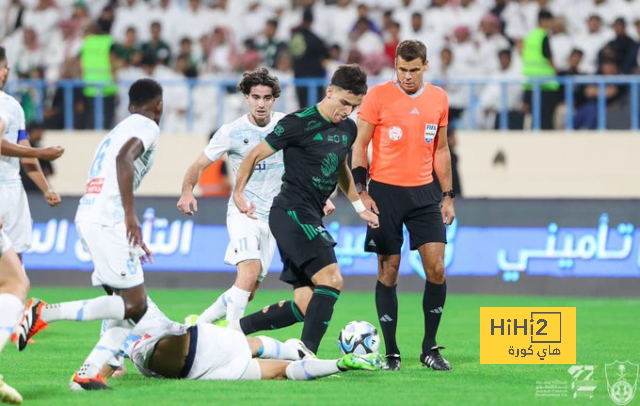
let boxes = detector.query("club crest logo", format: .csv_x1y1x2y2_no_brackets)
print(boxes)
274,125,284,137
606,361,638,405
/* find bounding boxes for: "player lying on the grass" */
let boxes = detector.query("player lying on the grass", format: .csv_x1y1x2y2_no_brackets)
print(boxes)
102,298,382,381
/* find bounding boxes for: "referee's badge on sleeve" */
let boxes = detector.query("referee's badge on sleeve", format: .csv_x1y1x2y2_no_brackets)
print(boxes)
424,124,438,143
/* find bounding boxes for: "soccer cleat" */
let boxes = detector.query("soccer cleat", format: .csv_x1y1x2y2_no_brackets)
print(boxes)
337,353,383,372
184,314,199,327
420,346,452,371
381,354,401,371
69,373,112,391
0,375,22,404
17,298,48,351
284,339,316,360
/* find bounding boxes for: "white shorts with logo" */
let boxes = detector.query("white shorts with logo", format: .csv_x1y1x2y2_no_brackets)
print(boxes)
1,230,13,256
224,213,276,282
0,184,32,253
186,324,261,381
76,221,144,289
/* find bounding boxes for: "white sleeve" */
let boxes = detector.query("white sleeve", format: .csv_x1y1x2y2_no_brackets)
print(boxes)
133,121,159,152
203,125,231,163
17,104,25,131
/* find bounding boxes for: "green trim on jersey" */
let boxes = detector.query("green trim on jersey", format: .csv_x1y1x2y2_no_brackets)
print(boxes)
295,106,318,118
265,139,278,152
287,210,318,240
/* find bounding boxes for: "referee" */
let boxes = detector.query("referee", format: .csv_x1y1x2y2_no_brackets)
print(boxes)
351,40,455,371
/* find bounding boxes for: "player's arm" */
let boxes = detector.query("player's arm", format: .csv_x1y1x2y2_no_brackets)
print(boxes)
117,138,146,246
177,153,214,216
1,139,64,160
433,126,455,225
353,118,378,214
18,139,62,207
338,160,379,228
233,141,275,219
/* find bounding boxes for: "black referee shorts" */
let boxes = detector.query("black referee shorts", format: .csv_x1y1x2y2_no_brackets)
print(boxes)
269,206,338,288
364,180,446,255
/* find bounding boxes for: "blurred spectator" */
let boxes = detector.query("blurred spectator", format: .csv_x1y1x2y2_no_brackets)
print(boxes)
574,14,614,74
79,23,117,129
549,16,572,72
95,5,115,36
479,49,524,129
45,18,82,82
1,0,25,40
329,0,358,50
555,49,586,129
111,0,150,43
205,27,236,74
113,27,142,68
350,16,384,57
19,123,54,192
432,47,469,125
475,13,510,75
574,58,626,129
448,26,481,76
522,10,558,130
383,21,400,64
22,0,60,48
603,17,638,74
141,21,171,67
257,19,287,69
12,28,44,78
289,8,327,107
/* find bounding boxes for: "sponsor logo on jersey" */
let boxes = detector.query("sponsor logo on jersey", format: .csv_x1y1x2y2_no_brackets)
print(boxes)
86,178,105,194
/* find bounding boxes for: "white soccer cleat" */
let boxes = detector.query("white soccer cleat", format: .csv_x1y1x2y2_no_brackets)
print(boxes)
0,375,23,404
284,339,316,360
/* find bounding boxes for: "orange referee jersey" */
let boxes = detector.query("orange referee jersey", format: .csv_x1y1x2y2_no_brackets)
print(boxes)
358,81,449,187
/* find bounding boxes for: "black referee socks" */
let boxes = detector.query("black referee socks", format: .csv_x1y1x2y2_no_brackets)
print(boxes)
422,280,447,353
376,281,400,355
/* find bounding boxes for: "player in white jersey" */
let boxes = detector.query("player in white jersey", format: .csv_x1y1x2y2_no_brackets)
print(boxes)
0,46,64,257
18,79,164,392
101,297,381,382
177,69,288,324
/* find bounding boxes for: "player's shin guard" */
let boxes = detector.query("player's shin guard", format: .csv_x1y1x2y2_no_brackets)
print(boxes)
0,294,22,353
422,281,447,352
301,286,340,354
285,359,340,380
256,336,300,361
239,300,304,334
375,281,400,355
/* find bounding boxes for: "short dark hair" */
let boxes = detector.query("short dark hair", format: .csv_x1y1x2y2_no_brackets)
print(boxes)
0,46,6,64
129,78,163,107
330,64,368,96
396,40,427,63
538,10,553,23
237,67,281,98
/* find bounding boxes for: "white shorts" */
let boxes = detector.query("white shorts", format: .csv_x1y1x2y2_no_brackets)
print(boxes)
186,324,261,381
224,213,276,282
76,221,144,289
1,230,13,255
0,184,32,253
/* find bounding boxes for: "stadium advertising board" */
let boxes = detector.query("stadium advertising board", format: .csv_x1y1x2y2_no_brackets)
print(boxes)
24,197,640,281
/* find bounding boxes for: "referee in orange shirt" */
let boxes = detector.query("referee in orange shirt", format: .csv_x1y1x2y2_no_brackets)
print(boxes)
351,40,455,371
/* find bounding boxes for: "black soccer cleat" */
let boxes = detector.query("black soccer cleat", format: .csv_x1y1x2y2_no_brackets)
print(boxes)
420,346,451,371
69,373,112,391
381,354,401,371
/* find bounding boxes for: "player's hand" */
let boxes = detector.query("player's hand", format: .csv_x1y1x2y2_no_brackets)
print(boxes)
38,146,65,161
441,198,455,226
125,214,143,247
44,189,61,206
138,242,154,264
359,191,379,214
233,192,257,220
177,193,198,216
359,210,379,229
323,198,336,216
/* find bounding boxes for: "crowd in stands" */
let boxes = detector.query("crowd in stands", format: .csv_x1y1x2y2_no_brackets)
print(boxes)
2,0,640,132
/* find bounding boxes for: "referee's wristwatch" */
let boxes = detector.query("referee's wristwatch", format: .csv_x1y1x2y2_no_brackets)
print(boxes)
442,190,456,199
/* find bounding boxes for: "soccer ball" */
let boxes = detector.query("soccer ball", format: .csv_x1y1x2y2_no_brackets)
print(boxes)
337,321,380,355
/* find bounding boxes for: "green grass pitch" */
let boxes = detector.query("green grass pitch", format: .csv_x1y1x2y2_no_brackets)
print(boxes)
1,287,638,406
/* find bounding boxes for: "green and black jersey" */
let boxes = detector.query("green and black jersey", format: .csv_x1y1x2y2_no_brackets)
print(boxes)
265,105,357,221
